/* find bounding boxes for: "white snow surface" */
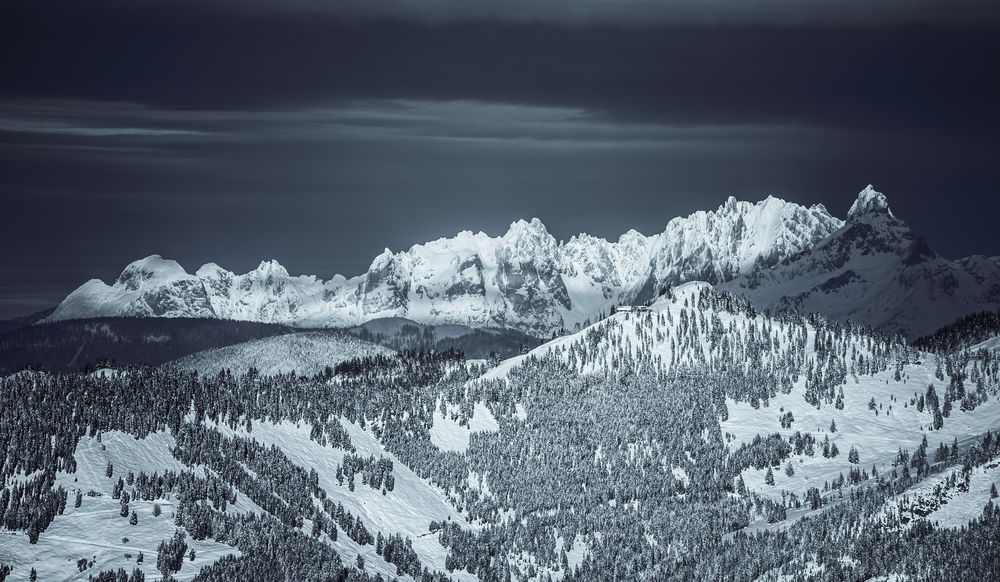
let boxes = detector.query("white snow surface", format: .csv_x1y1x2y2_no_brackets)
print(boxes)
971,336,1000,353
0,419,480,581
429,399,501,453
880,459,1000,530
0,430,241,582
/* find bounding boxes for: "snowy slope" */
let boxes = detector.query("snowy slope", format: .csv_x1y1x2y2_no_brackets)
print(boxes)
202,418,477,581
723,354,1000,503
971,336,1000,353
721,186,1000,339
0,430,243,582
880,458,1000,530
0,417,479,582
168,331,391,376
43,195,841,335
428,398,500,453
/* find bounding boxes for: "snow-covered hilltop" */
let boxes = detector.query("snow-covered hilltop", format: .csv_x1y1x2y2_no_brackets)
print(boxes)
168,331,393,377
43,186,1000,338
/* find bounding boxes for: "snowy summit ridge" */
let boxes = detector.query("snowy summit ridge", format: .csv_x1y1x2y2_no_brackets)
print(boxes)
847,184,894,220
43,186,1000,338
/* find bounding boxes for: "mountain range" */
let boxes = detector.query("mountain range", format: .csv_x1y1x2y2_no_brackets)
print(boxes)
39,186,1000,339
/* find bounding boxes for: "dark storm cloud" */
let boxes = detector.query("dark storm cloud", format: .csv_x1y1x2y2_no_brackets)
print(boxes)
1,0,999,318
3,2,1000,131
66,0,1000,25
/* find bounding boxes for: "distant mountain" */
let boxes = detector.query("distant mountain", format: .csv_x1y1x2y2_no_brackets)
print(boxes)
344,317,542,359
169,331,392,377
0,307,54,334
913,311,1000,353
36,186,1000,339
0,317,294,374
721,186,1000,339
42,195,841,335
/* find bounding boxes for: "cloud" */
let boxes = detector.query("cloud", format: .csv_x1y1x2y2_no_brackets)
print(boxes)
3,5,998,135
0,100,215,139
0,120,207,138
0,97,836,154
150,0,1000,25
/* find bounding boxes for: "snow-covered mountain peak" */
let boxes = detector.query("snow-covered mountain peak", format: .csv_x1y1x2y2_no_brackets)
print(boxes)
722,195,741,212
253,259,290,278
369,248,396,270
848,184,894,220
502,217,552,245
499,217,559,266
43,185,993,339
810,202,831,215
116,255,191,290
617,228,649,245
650,194,844,287
194,262,231,279
722,184,1000,339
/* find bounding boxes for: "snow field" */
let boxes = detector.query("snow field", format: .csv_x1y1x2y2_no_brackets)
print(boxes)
209,418,478,581
1,430,242,582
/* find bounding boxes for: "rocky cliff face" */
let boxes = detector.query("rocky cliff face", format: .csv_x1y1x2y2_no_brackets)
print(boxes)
721,186,1000,339
46,186,993,337
648,195,843,287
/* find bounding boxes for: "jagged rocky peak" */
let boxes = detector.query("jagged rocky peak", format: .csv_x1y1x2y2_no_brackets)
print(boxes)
847,184,894,220
505,216,549,237
47,185,976,337
253,259,290,278
365,248,400,279
195,262,229,279
617,228,649,246
501,218,557,255
650,193,844,286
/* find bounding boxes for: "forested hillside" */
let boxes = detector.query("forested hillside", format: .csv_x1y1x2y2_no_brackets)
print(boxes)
0,317,295,374
2,285,999,580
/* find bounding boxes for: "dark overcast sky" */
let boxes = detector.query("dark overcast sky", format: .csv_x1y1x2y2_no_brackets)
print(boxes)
1,0,1000,319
